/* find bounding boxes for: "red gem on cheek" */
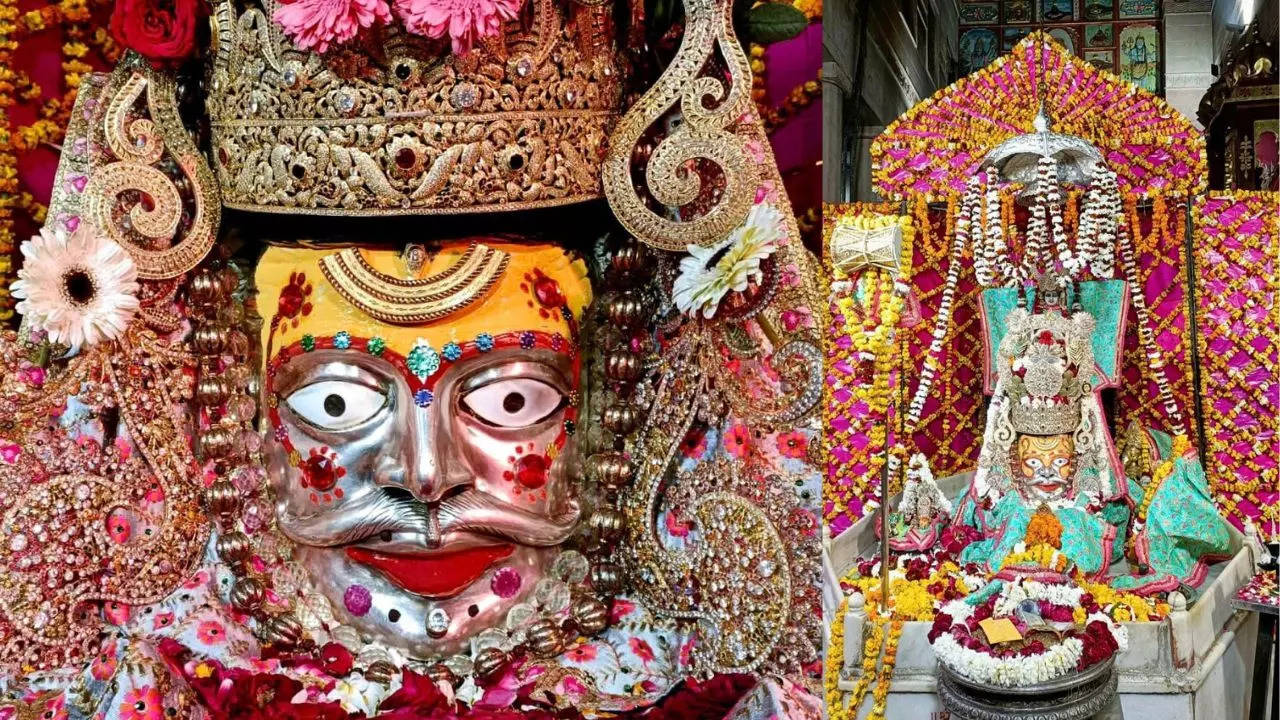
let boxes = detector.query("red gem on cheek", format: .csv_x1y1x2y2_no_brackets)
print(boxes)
534,277,566,308
303,454,338,491
278,286,304,317
515,454,548,489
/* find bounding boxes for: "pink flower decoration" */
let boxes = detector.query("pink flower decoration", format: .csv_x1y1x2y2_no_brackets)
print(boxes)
394,0,524,55
273,0,391,53
780,306,814,332
119,686,163,720
196,620,226,645
628,636,655,664
723,423,752,459
564,643,598,663
609,598,636,623
91,640,119,680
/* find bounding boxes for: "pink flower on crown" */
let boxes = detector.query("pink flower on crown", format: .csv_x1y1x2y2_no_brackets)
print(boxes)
273,0,391,53
394,0,525,55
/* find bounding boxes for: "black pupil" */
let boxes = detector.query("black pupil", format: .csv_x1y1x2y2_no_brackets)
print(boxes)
388,609,400,622
63,269,95,305
396,63,411,79
503,392,525,413
324,394,345,417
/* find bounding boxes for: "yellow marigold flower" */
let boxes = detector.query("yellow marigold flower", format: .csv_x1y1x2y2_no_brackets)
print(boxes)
1073,607,1087,625
1114,607,1132,622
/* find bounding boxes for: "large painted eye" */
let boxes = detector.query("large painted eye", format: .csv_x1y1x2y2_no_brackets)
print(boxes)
462,378,565,428
1052,457,1069,468
286,380,387,430
1025,458,1043,469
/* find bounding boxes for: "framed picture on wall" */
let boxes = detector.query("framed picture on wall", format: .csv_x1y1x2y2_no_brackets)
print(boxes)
1003,26,1033,50
1085,49,1116,72
1040,0,1077,21
1119,0,1159,18
961,28,1002,73
1048,26,1082,55
1004,0,1034,23
961,3,1001,25
1118,23,1160,92
1083,0,1115,20
1085,23,1114,47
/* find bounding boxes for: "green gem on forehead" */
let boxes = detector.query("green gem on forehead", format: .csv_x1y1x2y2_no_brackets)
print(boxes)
300,334,316,352
407,340,441,381
367,337,386,356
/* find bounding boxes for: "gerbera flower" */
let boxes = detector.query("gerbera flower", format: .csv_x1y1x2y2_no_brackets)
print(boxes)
394,0,525,55
11,225,139,349
672,203,784,319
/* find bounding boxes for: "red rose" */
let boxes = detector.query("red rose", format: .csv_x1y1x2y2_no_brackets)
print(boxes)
109,0,205,63
927,612,953,643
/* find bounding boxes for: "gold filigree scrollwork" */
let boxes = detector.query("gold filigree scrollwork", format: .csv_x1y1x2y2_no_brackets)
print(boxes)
601,0,755,251
83,53,220,280
621,330,816,677
0,328,208,673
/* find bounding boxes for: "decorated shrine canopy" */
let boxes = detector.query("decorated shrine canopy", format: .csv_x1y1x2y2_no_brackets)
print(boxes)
870,32,1207,201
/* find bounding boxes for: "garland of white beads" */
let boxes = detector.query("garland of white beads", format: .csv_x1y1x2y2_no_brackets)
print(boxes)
1116,198,1186,435
1087,168,1119,279
889,198,969,480
984,169,1015,287
963,177,992,286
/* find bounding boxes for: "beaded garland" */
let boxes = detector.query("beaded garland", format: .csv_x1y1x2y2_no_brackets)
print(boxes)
1115,196,1196,438
1192,192,1280,541
870,32,1207,202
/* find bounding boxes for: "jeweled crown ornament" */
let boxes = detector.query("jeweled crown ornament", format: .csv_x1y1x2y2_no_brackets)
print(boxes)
207,0,624,215
999,273,1096,437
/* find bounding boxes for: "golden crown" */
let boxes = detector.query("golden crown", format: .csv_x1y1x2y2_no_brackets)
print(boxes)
207,0,624,216
1000,307,1096,437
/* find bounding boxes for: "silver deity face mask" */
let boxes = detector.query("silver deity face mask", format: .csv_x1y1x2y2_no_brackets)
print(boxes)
257,242,589,658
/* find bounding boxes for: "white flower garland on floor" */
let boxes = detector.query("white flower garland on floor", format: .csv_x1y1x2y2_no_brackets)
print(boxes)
932,583,1128,688
933,626,1084,687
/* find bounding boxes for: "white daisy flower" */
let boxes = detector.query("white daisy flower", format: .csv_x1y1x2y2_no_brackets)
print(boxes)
672,202,784,319
10,224,140,348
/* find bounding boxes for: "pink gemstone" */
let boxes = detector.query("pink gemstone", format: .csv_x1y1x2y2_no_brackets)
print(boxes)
0,444,20,464
344,585,372,616
490,567,522,598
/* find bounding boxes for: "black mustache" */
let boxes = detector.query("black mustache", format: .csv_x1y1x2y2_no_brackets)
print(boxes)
275,487,580,549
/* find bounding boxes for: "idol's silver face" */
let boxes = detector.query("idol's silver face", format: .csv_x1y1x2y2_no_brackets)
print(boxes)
266,346,579,657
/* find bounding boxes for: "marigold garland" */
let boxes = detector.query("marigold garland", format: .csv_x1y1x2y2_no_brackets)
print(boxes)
870,32,1207,201
1001,543,1070,573
823,205,917,531
1024,507,1065,549
1,0,116,322
1192,192,1280,540
0,0,18,320
824,598,849,716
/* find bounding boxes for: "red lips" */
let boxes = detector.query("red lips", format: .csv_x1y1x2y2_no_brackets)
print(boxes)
346,544,514,598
